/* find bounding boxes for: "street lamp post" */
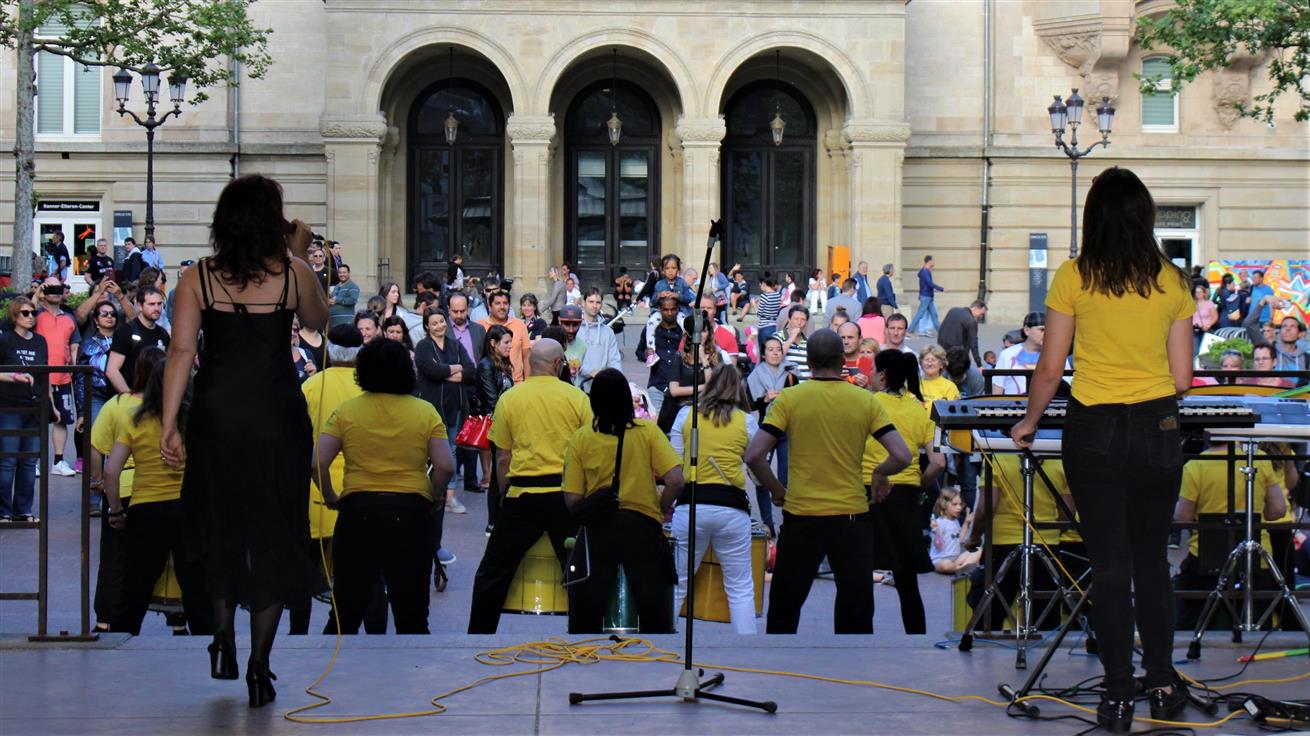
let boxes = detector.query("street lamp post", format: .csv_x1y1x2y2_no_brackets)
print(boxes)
1047,88,1115,258
112,63,187,242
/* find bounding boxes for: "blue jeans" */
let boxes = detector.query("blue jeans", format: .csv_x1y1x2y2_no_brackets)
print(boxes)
910,296,940,335
0,411,40,518
755,436,788,529
445,408,463,489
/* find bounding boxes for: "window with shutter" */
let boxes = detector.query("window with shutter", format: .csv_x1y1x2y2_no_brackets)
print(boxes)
34,9,100,138
1141,57,1177,132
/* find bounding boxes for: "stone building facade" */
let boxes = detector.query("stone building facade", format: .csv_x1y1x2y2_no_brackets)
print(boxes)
2,0,1306,321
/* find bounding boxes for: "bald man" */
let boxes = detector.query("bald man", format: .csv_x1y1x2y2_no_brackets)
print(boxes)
468,339,594,633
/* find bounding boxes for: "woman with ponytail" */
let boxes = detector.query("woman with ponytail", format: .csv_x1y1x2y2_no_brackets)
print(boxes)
862,349,944,634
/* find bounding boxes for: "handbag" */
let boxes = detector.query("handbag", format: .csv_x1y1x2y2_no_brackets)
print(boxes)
568,427,625,526
455,414,492,450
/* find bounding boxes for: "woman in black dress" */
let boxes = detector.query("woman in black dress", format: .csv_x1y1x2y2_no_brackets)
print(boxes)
161,175,329,708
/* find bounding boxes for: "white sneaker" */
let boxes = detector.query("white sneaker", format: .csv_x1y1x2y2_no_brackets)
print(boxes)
51,461,76,477
446,497,467,514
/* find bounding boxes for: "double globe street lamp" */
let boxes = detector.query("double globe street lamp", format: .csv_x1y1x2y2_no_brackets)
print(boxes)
1047,88,1116,258
112,62,187,242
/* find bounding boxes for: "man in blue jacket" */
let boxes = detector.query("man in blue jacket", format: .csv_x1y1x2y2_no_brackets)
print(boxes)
876,263,898,318
909,255,945,337
854,261,873,303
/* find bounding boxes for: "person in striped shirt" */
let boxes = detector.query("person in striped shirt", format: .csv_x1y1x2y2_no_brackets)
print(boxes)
755,275,783,349
780,304,812,381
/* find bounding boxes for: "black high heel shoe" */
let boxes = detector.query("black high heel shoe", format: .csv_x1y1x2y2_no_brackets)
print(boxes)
208,638,239,680
246,659,277,708
1097,695,1135,734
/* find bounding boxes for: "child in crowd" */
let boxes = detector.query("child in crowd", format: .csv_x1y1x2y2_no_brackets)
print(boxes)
929,488,980,574
983,350,997,370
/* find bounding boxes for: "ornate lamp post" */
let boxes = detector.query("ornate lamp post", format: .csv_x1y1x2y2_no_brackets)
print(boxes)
1047,88,1116,258
112,63,187,241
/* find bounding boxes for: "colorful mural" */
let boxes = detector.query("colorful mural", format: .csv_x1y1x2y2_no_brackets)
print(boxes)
1205,260,1309,325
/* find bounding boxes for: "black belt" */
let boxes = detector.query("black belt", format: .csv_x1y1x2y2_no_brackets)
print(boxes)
338,492,431,512
509,474,562,488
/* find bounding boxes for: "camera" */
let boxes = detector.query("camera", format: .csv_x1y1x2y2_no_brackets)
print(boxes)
42,284,66,296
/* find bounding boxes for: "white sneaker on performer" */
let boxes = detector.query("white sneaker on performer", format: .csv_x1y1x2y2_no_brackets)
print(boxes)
51,461,76,477
446,496,467,514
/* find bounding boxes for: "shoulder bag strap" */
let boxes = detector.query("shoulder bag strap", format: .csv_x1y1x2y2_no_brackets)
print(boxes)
609,427,626,498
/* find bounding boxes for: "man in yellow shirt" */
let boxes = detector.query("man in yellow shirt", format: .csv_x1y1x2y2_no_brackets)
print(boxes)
745,330,912,633
468,339,593,634
477,289,530,383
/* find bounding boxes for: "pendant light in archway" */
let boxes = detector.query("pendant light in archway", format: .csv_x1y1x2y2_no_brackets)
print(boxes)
770,50,786,146
444,48,460,145
607,48,622,146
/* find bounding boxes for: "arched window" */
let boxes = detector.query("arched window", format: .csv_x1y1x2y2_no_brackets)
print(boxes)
408,79,504,285
565,80,661,288
720,80,816,281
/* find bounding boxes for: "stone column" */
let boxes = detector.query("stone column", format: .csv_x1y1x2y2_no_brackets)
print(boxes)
843,120,911,282
675,116,726,264
506,114,557,297
320,114,387,293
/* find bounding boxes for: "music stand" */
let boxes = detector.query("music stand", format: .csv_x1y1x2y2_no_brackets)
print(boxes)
568,223,777,714
1186,432,1310,659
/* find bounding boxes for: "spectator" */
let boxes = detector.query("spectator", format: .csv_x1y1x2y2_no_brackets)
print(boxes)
755,276,782,346
857,297,886,346
307,246,333,294
829,308,850,330
0,297,46,524
838,321,870,388
377,282,421,343
860,338,879,363
746,336,793,537
315,338,453,634
706,262,730,319
139,236,164,271
876,263,898,318
994,312,1069,395
120,237,145,284
661,314,722,432
45,230,72,282
88,239,115,284
380,315,414,355
918,344,961,405
446,254,465,292
327,240,344,273
807,269,828,315
699,294,739,358
779,304,813,381
945,346,985,398
1242,344,1293,388
1248,269,1275,324
412,271,440,309
518,293,548,340
635,294,683,419
651,255,696,314
982,350,997,370
633,260,660,308
476,325,516,529
938,300,987,367
613,267,634,312
290,319,318,383
545,266,567,322
1244,296,1309,385
414,306,476,517
329,264,359,328
34,277,80,476
353,311,380,343
727,264,753,321
882,313,915,354
565,274,582,306
575,288,623,393
1214,273,1247,328
909,255,945,336
775,288,815,340
1191,283,1218,355
929,488,980,574
75,300,120,486
854,261,874,303
105,287,169,395
779,272,796,303
478,288,531,384
827,278,862,323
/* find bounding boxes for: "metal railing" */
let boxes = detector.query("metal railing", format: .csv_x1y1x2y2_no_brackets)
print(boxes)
0,363,96,642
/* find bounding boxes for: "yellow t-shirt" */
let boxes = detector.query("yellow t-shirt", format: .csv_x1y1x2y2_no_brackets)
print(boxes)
91,394,140,499
303,367,362,539
487,375,593,498
863,391,934,487
762,378,896,516
919,375,961,406
680,408,749,490
562,419,681,524
1046,258,1194,405
115,413,183,506
989,454,1067,546
322,392,447,501
1180,449,1280,559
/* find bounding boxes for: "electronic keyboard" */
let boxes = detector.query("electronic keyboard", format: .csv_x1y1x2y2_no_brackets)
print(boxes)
932,396,1261,431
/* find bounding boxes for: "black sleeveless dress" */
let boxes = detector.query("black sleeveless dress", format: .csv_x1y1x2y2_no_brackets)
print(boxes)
183,258,315,609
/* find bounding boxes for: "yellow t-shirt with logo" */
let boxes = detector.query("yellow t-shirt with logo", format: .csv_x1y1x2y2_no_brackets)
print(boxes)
1046,258,1194,406
487,375,593,498
92,394,140,499
679,408,749,490
863,391,934,488
562,419,681,524
763,378,896,516
323,392,447,501
115,413,183,506
304,367,362,539
989,454,1068,546
919,375,961,406
1180,449,1280,559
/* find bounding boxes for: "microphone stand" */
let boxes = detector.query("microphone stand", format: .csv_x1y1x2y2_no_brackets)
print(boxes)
569,223,777,714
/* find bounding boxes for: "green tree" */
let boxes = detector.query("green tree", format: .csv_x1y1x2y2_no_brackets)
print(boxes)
1136,0,1310,125
1,0,272,288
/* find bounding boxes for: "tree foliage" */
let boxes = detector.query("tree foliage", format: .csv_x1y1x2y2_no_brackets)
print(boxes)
1136,0,1310,124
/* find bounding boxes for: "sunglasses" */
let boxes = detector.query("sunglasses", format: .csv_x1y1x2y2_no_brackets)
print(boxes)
97,311,117,319
17,309,36,317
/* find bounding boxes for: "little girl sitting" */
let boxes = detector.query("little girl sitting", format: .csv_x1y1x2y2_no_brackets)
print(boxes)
929,488,981,574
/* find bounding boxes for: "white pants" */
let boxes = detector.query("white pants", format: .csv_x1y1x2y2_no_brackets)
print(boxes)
808,289,827,314
671,504,756,634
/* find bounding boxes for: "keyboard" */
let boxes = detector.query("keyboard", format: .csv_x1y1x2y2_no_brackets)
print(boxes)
932,397,1259,431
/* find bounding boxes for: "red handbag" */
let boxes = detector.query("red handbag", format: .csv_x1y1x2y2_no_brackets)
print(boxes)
455,414,492,450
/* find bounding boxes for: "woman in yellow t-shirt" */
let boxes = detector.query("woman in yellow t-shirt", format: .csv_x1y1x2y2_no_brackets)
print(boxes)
1011,167,1195,731
563,368,684,634
918,344,961,407
863,349,945,635
103,358,212,638
316,339,453,635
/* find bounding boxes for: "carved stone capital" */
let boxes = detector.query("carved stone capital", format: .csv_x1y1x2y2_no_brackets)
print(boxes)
824,129,849,154
1043,31,1101,75
506,114,556,145
675,116,727,144
319,115,388,141
1212,71,1250,129
842,121,911,144
1084,72,1120,106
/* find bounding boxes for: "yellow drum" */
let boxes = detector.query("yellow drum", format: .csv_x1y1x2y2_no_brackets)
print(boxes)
680,530,767,623
148,554,183,614
503,533,568,615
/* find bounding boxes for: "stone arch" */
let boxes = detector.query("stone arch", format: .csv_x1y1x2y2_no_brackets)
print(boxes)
704,31,871,119
534,27,697,115
359,26,528,117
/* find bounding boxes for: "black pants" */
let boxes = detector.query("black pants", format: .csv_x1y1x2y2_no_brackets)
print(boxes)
486,447,501,526
119,500,214,636
468,491,576,634
1063,396,1183,698
865,485,929,634
568,510,675,634
766,511,875,634
94,496,129,628
332,495,434,635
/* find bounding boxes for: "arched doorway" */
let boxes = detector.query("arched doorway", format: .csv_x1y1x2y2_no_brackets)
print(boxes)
720,80,816,282
408,79,504,285
564,80,661,289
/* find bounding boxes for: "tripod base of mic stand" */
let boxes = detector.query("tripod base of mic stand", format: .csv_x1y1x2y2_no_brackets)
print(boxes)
569,667,778,713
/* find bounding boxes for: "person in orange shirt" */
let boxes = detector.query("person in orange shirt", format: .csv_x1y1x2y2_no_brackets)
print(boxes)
35,277,81,476
477,289,530,383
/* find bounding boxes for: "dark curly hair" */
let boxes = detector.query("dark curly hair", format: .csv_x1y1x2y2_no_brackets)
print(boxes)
355,337,416,395
208,174,290,289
